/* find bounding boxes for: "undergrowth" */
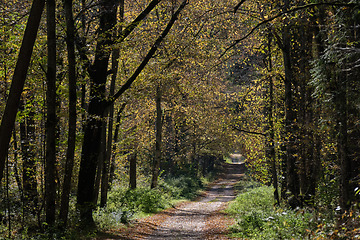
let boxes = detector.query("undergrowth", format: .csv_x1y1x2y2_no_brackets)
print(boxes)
227,183,314,240
226,180,360,239
0,169,212,239
93,174,204,230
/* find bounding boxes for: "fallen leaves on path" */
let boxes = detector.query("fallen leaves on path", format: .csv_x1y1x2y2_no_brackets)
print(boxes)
95,202,190,240
204,203,236,240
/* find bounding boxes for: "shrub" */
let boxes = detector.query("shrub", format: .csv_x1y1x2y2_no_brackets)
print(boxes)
227,185,314,239
160,175,203,199
93,174,206,230
227,186,274,216
119,188,168,213
94,186,172,229
93,208,130,230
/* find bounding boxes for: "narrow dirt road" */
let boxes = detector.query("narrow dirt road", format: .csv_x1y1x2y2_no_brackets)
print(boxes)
145,163,245,240
96,163,245,240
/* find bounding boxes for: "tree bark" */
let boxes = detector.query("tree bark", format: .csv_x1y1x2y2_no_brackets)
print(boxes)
77,0,186,226
282,0,300,207
45,0,57,226
265,30,279,205
336,71,351,211
129,152,137,189
109,103,127,186
93,120,107,205
59,0,77,227
12,130,23,194
100,0,124,208
76,0,119,226
0,0,45,184
151,85,163,189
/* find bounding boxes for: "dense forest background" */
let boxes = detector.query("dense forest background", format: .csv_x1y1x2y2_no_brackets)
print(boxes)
0,0,359,238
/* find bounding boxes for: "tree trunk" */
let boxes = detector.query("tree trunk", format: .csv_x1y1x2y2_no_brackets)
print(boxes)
129,152,137,189
59,0,77,227
93,120,107,205
164,114,175,175
12,130,23,194
76,0,184,225
20,99,38,216
336,72,352,211
109,103,127,186
100,0,124,208
45,0,57,226
266,30,280,205
76,0,119,226
151,85,163,189
0,0,45,184
282,0,300,207
100,99,113,207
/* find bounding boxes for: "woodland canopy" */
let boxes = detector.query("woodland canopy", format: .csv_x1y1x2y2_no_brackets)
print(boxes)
0,0,359,238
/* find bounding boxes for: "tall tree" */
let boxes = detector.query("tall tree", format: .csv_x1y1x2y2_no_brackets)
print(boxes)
129,152,137,189
335,5,360,212
100,0,125,208
59,0,77,227
109,103,127,186
77,0,187,226
77,0,119,226
310,2,360,211
281,0,300,206
0,0,45,184
45,0,57,226
265,30,279,205
151,84,163,189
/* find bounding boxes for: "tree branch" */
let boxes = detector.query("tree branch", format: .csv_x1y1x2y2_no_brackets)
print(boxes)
73,0,163,74
234,0,246,13
232,125,266,136
108,0,188,106
221,1,358,57
117,0,162,43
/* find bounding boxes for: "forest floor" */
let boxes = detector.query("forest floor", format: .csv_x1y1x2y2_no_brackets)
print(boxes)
95,163,245,240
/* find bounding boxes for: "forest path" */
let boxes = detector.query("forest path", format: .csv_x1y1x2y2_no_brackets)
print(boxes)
145,163,245,240
96,163,245,240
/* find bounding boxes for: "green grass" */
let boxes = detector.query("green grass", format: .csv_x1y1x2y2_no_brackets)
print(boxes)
226,184,315,240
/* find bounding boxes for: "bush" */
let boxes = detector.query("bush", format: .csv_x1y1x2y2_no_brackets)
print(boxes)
94,208,130,229
227,186,314,239
93,174,206,230
120,188,168,213
106,187,166,213
227,186,274,216
94,187,170,229
160,175,203,199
